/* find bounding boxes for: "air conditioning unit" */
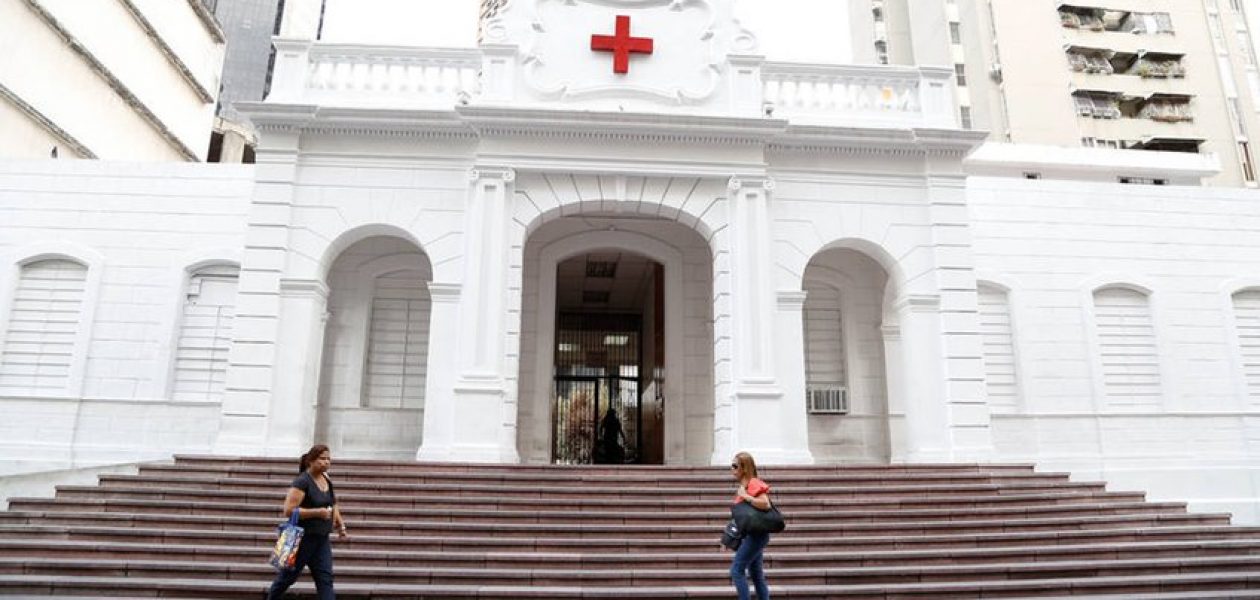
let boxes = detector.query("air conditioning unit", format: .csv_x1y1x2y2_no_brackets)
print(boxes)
807,387,849,414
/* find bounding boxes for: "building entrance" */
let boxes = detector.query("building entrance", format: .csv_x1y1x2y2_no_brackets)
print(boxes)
551,252,665,464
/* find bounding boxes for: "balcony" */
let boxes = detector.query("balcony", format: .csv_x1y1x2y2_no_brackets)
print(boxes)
265,41,958,131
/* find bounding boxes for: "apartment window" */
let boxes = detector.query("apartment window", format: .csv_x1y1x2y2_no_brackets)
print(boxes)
1118,176,1167,185
1242,142,1257,183
955,64,968,86
1139,98,1193,123
875,40,888,65
1066,49,1114,74
960,106,973,129
1230,0,1243,13
1073,92,1121,119
950,22,962,45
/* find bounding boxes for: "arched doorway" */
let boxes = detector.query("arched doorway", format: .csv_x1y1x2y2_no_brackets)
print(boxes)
802,247,893,463
516,216,714,465
315,236,432,459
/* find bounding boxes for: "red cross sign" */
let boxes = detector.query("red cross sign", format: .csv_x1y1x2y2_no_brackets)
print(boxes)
591,15,654,74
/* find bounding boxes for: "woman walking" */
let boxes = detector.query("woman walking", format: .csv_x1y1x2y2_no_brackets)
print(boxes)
728,451,772,600
266,444,347,600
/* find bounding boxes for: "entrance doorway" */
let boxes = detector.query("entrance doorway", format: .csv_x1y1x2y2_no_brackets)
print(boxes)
551,253,664,464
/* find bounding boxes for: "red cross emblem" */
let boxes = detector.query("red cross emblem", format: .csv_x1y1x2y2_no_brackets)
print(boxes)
590,15,654,74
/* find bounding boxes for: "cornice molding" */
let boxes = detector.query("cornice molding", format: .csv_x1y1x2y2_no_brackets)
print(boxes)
456,105,789,146
240,103,478,140
0,82,96,158
279,278,330,300
22,0,199,161
117,0,214,103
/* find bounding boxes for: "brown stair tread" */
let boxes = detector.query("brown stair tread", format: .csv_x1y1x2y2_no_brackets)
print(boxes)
0,458,1254,597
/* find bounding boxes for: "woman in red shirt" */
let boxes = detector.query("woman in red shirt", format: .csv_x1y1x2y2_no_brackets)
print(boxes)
728,451,772,600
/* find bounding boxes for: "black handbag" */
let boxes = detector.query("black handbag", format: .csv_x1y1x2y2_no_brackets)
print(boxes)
732,500,786,535
720,517,742,550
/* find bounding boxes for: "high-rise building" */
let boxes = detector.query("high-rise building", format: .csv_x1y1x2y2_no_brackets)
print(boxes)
937,0,1260,187
852,0,1260,186
0,0,226,161
203,0,324,162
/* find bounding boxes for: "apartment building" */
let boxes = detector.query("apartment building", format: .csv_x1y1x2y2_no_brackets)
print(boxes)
0,0,226,161
858,0,1260,186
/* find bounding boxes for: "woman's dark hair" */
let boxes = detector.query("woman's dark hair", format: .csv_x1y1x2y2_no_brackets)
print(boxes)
298,444,330,473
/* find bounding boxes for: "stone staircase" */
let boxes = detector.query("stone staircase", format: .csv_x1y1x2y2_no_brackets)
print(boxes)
0,456,1258,598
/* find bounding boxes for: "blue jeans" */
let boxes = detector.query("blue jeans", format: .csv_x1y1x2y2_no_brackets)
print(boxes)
729,531,770,600
267,533,334,600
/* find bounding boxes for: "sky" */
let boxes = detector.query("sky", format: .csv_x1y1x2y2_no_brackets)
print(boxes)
321,0,851,63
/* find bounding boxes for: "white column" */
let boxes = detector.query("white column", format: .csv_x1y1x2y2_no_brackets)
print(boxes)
774,291,815,464
894,294,951,461
924,172,993,459
264,279,329,455
445,167,519,463
417,282,462,461
882,322,911,461
716,175,808,465
213,134,300,455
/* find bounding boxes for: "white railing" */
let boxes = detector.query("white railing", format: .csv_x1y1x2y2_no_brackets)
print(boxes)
300,45,482,109
268,43,955,129
761,62,956,128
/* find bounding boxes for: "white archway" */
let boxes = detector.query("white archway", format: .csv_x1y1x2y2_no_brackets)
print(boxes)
522,229,692,464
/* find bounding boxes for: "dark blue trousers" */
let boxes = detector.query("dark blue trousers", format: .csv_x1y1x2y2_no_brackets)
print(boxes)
730,531,771,600
267,532,334,600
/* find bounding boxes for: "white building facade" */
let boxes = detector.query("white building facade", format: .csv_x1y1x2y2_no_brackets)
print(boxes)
1,0,1259,522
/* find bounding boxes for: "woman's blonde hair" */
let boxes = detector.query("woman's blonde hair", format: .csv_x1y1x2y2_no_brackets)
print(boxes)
732,451,758,480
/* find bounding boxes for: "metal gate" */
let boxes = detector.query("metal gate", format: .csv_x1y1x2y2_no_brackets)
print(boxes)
552,313,642,465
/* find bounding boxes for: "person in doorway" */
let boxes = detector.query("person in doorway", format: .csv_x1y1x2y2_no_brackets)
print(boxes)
598,407,626,463
266,444,347,600
726,451,772,600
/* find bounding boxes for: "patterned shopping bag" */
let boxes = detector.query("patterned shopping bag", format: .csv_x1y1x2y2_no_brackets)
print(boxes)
269,509,304,571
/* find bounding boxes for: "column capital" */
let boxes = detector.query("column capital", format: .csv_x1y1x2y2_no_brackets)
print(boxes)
279,278,329,300
776,290,808,310
893,294,941,313
728,175,775,192
427,282,462,302
469,166,516,183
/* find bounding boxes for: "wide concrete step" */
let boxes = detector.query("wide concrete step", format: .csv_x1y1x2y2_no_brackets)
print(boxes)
3,571,1260,599
54,484,1141,512
5,555,1260,586
174,454,1042,475
5,537,1260,569
140,463,1072,487
0,509,1224,547
0,508,1224,540
1,518,1244,552
98,472,1111,498
6,496,1188,526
